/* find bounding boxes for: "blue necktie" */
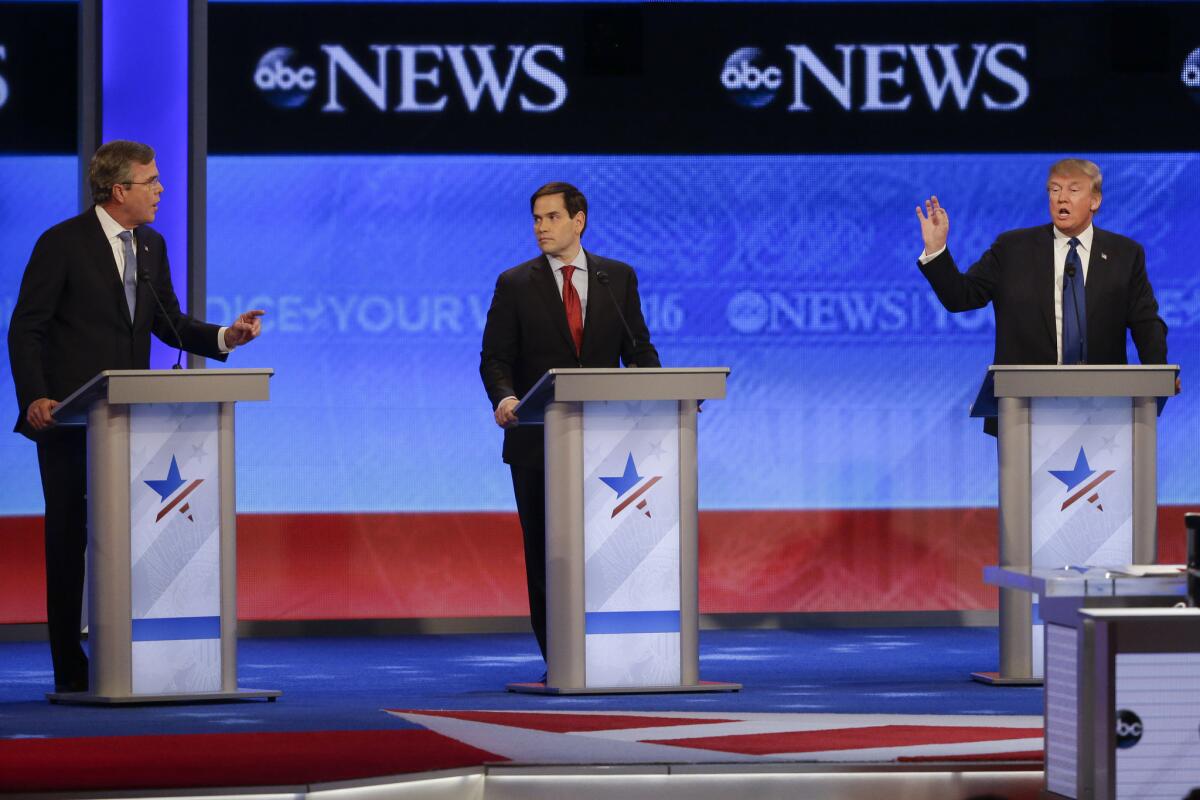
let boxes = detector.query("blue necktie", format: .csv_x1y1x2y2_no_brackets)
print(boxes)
118,230,137,322
1062,237,1087,364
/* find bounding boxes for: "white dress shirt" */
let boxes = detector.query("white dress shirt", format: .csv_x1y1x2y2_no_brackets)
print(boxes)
94,205,230,352
919,224,1095,364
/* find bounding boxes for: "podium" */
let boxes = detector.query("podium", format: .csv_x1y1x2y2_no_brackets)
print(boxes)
970,365,1178,685
507,368,740,695
986,566,1200,799
47,369,280,704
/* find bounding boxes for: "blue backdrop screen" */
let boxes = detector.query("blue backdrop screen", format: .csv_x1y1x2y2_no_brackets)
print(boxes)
200,153,1199,514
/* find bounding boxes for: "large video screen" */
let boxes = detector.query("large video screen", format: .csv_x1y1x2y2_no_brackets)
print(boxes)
0,1,77,513
200,1,1200,517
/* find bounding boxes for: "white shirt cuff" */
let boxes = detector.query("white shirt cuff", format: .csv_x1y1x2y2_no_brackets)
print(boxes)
217,326,232,353
918,245,947,265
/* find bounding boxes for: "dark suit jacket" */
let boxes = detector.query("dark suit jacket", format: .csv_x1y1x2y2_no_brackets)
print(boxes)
479,251,661,468
919,224,1168,366
8,208,228,437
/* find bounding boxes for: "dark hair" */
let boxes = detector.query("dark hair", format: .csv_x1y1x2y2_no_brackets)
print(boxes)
530,182,588,235
89,140,156,204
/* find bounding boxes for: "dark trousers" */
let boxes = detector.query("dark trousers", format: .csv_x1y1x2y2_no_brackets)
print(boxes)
35,426,89,690
510,464,547,662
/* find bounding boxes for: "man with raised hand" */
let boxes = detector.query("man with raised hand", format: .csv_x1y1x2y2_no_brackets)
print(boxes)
915,158,1170,434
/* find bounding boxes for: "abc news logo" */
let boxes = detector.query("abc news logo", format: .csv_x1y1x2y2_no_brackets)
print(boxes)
721,43,1029,111
1185,46,1200,104
1115,709,1143,749
0,45,8,110
254,44,567,113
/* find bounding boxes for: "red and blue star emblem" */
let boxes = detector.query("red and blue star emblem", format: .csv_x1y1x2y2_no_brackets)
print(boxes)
600,453,661,519
1049,447,1115,512
144,455,204,522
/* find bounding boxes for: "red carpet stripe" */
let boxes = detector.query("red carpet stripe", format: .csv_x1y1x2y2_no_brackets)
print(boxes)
0,729,504,793
390,709,737,733
645,724,1044,755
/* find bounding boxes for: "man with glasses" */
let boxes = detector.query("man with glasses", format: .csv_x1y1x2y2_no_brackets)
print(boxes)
7,140,265,694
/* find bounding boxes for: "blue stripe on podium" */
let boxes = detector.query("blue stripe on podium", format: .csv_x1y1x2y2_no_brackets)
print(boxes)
131,616,221,642
585,610,681,635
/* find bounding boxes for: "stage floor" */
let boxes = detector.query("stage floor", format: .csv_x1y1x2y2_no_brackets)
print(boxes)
0,628,1045,795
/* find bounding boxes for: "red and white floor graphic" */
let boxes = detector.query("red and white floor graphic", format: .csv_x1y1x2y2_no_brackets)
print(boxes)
385,709,1044,765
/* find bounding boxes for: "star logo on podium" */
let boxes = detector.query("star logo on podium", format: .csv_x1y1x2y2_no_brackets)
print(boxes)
1049,447,1115,512
144,455,204,522
600,453,662,519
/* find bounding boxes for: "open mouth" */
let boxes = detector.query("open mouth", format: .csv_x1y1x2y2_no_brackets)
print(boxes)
1057,208,1071,218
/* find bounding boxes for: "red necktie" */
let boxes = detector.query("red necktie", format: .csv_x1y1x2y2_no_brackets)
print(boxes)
561,265,584,355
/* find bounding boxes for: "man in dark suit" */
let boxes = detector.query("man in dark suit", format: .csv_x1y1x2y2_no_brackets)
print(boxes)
479,182,660,667
7,140,264,693
914,158,1171,424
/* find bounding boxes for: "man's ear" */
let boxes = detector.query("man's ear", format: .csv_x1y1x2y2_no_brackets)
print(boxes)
1090,194,1101,213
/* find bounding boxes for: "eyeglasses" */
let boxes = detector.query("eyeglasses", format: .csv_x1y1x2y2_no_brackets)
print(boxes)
119,176,161,189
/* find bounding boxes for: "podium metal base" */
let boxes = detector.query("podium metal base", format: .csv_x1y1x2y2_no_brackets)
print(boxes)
970,670,1043,686
507,680,741,695
46,688,282,705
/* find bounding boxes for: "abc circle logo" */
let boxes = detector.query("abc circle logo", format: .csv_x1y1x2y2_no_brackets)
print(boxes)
0,45,8,110
722,47,782,108
727,290,770,333
1115,709,1143,749
254,47,316,109
1183,47,1200,104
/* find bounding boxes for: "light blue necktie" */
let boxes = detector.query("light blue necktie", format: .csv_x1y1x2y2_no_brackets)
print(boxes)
118,230,137,322
1062,237,1087,364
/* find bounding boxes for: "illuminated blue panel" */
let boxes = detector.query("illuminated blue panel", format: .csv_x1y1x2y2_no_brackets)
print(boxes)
586,611,682,635
205,153,1200,515
102,0,190,369
0,156,78,514
131,616,221,642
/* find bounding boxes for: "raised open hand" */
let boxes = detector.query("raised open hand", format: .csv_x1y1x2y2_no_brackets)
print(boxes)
915,195,950,256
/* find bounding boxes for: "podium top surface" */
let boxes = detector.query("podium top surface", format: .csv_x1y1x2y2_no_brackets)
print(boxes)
53,369,274,423
988,364,1179,398
516,367,729,418
984,565,1188,598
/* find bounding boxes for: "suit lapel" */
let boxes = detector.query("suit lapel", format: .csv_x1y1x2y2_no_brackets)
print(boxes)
578,251,603,360
86,210,135,329
532,256,577,354
1084,227,1105,325
1037,224,1056,348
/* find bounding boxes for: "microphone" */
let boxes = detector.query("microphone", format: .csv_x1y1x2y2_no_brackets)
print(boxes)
138,266,185,369
1064,263,1086,364
594,270,640,362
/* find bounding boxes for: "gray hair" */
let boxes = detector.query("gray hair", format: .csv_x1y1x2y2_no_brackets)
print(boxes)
89,140,155,204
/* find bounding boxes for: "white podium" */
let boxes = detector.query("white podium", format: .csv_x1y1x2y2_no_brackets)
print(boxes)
508,368,740,695
48,369,280,705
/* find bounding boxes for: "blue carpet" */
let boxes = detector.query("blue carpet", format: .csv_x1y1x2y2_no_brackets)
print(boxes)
0,628,1042,739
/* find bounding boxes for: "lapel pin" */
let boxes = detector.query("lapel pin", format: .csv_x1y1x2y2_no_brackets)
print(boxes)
1100,252,1107,260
